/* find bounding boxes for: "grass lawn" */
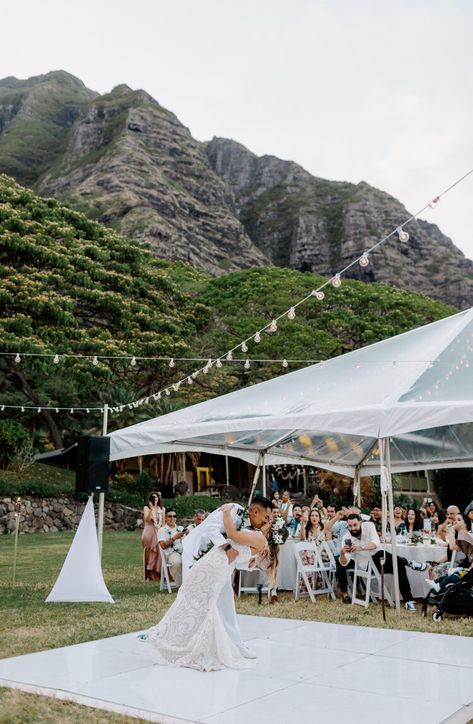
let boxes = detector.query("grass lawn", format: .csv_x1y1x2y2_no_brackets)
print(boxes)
0,530,472,720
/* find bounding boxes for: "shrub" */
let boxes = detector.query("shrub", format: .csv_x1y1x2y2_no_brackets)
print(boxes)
0,420,30,470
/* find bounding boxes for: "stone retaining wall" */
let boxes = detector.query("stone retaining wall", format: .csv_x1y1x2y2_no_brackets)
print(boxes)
0,497,144,535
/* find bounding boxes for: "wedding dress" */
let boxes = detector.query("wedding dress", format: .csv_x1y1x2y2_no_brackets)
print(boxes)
144,542,254,671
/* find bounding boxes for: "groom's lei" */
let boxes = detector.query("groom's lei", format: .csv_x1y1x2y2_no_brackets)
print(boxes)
193,505,249,561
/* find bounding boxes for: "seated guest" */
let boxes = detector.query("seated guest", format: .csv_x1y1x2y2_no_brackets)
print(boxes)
392,505,407,535
186,509,206,531
325,503,338,522
427,517,473,592
426,500,439,518
369,505,383,533
438,505,460,541
158,509,186,587
288,504,303,538
464,501,473,532
324,505,359,555
336,513,427,611
405,507,423,535
272,490,280,507
300,507,326,545
431,508,446,534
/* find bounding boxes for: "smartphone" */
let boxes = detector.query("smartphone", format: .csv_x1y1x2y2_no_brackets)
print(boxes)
344,538,352,549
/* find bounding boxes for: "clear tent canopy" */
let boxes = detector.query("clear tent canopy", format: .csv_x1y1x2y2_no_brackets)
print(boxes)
108,307,473,478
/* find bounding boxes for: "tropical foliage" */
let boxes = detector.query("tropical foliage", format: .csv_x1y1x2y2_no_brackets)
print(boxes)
0,174,455,451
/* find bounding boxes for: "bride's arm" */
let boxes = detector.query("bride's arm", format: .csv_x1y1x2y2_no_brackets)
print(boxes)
223,507,266,553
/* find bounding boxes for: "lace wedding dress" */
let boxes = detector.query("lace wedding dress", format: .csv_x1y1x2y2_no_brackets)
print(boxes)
144,543,254,672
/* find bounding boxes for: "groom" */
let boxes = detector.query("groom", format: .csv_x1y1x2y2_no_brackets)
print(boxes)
182,495,272,659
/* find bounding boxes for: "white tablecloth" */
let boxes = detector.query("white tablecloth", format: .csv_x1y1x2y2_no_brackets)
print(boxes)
239,539,299,592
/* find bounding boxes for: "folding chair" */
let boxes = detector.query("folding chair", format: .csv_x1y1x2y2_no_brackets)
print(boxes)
319,541,337,588
159,550,177,594
293,541,336,603
348,557,394,608
238,568,269,597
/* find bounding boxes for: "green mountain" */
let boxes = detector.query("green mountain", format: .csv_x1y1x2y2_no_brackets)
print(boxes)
0,174,454,449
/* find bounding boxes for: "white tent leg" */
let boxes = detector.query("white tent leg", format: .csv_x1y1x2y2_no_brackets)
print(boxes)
98,403,109,560
379,437,401,617
262,453,267,497
225,455,229,486
248,454,263,504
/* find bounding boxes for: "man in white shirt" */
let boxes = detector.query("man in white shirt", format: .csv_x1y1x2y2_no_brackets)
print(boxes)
158,509,186,587
186,509,206,532
337,513,426,612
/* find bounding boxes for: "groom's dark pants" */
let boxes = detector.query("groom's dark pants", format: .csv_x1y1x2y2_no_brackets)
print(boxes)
336,551,414,601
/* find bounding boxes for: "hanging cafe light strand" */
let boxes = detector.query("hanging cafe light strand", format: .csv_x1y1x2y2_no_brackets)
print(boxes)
2,166,473,416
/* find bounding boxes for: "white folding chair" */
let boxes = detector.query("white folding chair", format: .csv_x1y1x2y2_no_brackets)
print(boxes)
159,550,177,594
347,557,394,608
447,549,458,574
293,541,335,603
319,541,337,588
237,568,269,597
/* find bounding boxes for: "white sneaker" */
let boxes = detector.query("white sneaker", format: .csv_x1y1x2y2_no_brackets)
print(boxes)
408,560,427,572
425,579,440,593
238,643,257,659
405,601,417,612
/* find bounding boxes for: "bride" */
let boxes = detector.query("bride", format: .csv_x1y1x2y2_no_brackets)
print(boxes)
142,503,275,671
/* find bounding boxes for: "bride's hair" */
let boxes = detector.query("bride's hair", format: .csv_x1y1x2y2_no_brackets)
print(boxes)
266,539,280,590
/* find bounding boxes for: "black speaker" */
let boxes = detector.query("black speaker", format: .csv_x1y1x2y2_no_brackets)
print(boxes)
75,435,110,493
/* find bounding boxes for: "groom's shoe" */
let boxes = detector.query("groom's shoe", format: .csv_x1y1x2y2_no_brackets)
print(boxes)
238,643,257,659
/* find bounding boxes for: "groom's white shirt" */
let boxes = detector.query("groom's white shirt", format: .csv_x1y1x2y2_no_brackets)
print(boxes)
182,504,243,571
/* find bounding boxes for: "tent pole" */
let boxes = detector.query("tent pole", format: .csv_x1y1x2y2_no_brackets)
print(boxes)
353,466,361,507
98,403,108,560
225,455,230,486
248,454,263,504
262,453,267,497
380,437,401,617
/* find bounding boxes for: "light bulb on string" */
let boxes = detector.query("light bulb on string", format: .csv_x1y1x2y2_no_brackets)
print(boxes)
397,227,409,243
216,358,222,368
269,320,277,333
187,376,193,384
92,356,98,365
37,407,41,413
282,359,288,368
55,408,59,413
70,408,74,413
15,353,21,364
165,388,170,396
287,307,296,320
86,408,90,413
53,354,60,364
313,290,325,301
429,196,440,209
192,370,199,379
244,359,250,370
359,253,369,267
226,351,233,361
331,274,341,288
241,342,248,353
169,358,175,368
1,405,5,411
130,356,137,367
21,406,24,412
254,332,261,343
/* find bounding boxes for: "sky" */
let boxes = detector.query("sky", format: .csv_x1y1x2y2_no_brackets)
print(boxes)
2,0,473,257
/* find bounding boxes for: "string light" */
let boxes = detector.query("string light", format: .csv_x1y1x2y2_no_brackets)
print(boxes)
216,358,223,368
282,359,288,368
331,274,342,288
244,359,250,370
397,227,409,243
254,332,261,343
226,351,233,361
53,354,60,364
241,342,248,353
169,358,175,368
130,356,137,366
359,253,370,268
287,307,296,320
269,320,278,333
313,290,325,301
92,356,98,365
187,376,193,385
429,196,440,209
15,353,21,364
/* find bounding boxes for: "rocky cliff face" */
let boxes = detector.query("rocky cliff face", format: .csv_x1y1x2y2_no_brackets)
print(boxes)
206,137,473,308
37,82,266,275
0,71,472,307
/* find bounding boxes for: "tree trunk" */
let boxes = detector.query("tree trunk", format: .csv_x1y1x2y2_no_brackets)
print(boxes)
10,368,64,448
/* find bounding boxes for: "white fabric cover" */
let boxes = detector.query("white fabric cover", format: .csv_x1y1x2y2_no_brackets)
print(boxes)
46,496,114,603
108,308,473,476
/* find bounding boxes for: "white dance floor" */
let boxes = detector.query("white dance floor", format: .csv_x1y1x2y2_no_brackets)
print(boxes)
1,615,473,724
